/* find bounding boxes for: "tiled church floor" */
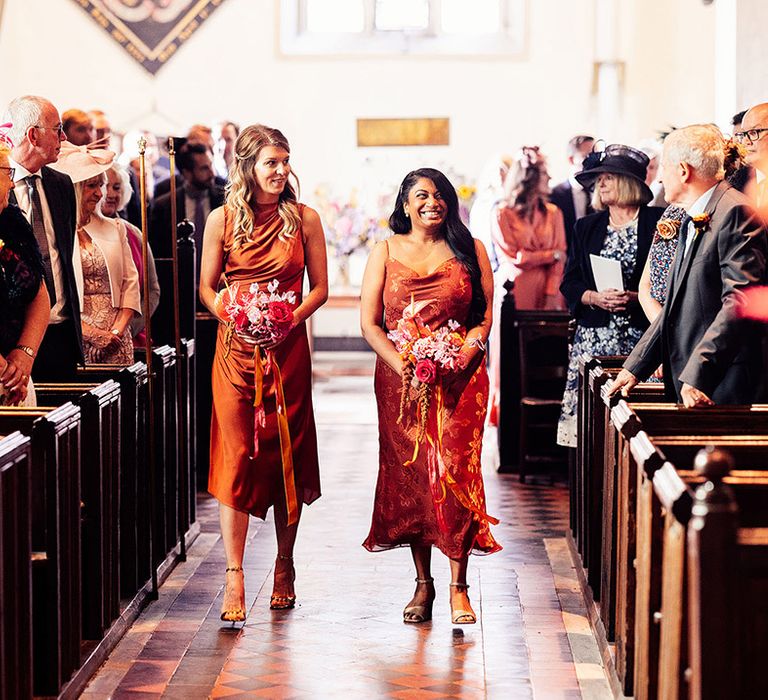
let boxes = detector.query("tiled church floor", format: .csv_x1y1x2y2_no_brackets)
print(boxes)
83,353,613,699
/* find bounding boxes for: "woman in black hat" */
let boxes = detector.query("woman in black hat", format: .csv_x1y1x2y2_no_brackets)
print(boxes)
556,145,665,447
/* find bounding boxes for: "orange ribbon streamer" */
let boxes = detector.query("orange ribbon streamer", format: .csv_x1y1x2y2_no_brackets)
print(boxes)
420,382,500,527
253,347,298,527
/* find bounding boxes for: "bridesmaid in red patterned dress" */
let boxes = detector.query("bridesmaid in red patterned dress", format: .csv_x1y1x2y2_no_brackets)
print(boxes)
200,125,328,622
361,168,501,625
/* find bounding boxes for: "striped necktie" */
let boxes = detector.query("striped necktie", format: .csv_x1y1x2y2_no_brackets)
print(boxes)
25,175,56,303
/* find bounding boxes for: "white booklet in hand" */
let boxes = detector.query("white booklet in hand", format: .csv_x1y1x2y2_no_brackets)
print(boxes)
589,254,624,292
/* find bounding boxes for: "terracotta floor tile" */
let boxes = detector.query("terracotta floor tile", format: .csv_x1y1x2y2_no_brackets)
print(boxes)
82,360,615,699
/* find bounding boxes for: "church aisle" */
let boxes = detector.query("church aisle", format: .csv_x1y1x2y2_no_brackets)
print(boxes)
83,354,612,699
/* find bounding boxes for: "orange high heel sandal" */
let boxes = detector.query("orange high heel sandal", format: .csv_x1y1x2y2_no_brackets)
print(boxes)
220,566,247,623
270,554,296,610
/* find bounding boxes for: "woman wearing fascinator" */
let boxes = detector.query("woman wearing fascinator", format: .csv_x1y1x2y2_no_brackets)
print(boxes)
51,141,141,365
0,126,49,406
557,144,665,447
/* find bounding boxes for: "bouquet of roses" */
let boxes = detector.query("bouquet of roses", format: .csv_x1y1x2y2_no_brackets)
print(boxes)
388,297,465,446
215,278,296,347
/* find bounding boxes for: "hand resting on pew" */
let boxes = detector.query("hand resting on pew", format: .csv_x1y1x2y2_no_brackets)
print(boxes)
608,367,715,408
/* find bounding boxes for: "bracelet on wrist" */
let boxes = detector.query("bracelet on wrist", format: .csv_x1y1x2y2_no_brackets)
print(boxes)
15,344,36,359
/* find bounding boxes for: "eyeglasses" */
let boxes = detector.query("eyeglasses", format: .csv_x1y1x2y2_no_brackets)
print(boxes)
0,166,15,180
734,127,768,144
32,123,64,137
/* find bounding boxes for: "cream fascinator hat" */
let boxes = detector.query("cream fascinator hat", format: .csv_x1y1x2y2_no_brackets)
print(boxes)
50,140,115,183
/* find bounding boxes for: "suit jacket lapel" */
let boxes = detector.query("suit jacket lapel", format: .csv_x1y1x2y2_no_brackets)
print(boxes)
668,180,730,307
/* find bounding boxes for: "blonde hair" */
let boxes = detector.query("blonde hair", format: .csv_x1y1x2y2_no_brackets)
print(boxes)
0,143,10,160
591,173,651,211
226,124,301,249
74,173,106,229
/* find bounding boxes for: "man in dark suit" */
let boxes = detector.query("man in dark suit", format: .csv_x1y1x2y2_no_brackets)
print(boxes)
550,134,595,245
6,95,83,381
610,124,768,408
150,141,225,267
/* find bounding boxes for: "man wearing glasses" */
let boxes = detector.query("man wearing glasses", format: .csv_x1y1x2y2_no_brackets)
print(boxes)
737,103,768,211
4,95,82,381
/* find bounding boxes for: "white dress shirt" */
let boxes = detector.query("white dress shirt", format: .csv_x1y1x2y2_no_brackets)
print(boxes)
683,184,718,259
9,158,69,322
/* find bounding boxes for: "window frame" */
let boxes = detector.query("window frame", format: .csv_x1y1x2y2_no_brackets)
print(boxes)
279,0,527,57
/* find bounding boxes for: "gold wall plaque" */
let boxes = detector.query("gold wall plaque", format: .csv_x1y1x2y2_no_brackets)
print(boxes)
357,118,450,147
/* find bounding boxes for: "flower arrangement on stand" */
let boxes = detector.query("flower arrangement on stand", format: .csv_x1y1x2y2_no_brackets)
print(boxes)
313,185,391,290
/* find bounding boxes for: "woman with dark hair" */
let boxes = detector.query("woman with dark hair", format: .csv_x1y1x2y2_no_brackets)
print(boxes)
361,168,500,626
487,146,567,425
200,124,328,622
557,145,665,447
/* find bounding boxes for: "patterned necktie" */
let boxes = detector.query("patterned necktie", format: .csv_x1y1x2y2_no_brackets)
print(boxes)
25,175,56,303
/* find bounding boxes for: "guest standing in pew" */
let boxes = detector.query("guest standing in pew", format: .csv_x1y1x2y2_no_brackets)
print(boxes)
51,142,141,365
199,124,327,622
610,125,768,408
0,137,49,406
557,145,664,447
100,161,160,344
739,103,768,215
550,134,595,246
361,168,501,626
5,95,83,380
487,146,567,425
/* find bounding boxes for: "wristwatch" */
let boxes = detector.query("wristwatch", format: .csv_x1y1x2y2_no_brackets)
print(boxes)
15,344,36,358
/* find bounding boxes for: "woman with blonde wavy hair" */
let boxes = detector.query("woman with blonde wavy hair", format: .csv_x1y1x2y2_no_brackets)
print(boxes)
200,124,328,623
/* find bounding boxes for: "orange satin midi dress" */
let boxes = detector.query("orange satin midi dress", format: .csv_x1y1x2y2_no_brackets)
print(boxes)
363,253,501,559
208,203,321,517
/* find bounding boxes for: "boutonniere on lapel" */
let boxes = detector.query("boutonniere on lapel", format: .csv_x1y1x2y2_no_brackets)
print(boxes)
691,213,711,240
656,218,682,240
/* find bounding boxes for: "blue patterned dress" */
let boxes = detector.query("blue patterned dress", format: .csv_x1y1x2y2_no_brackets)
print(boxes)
556,220,645,447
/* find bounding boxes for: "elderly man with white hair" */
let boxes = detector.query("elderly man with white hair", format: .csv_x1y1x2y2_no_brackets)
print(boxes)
5,94,82,380
610,124,767,407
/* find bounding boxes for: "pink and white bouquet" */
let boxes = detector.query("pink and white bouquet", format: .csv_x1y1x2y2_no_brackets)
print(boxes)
388,297,465,441
215,279,296,346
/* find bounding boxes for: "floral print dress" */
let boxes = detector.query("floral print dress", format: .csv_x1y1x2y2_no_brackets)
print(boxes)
556,220,645,448
81,243,133,365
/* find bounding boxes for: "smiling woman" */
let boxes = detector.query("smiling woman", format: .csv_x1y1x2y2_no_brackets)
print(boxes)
198,123,328,623
360,167,501,627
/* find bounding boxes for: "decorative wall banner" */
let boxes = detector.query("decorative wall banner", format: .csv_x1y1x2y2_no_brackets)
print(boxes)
71,0,228,75
357,118,450,147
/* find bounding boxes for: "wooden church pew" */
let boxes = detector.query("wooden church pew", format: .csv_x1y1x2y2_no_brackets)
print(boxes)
0,404,82,697
35,381,122,641
0,432,33,700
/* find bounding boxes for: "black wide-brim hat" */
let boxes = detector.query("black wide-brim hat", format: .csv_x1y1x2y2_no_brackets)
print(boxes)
575,144,654,201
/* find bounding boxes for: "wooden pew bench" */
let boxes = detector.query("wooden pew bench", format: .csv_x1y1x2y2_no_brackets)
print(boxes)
0,404,81,697
630,434,768,699
651,447,768,698
35,381,122,641
0,431,33,700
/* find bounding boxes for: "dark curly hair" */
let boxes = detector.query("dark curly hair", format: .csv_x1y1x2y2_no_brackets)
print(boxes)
388,168,486,328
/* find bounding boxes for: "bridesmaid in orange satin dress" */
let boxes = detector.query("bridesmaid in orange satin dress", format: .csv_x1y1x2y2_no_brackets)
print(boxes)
487,148,567,425
361,168,501,626
199,125,328,622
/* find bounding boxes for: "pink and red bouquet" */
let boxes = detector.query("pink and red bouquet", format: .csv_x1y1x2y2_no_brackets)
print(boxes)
388,297,465,443
215,278,296,346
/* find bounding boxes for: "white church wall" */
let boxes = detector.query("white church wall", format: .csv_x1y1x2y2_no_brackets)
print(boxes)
0,0,717,203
